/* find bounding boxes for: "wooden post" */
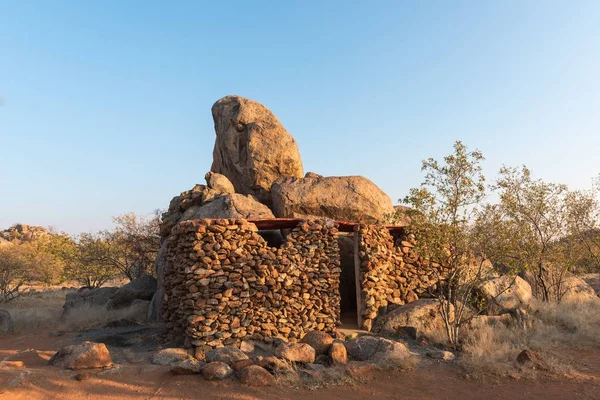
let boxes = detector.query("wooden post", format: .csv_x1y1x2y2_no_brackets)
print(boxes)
353,231,364,330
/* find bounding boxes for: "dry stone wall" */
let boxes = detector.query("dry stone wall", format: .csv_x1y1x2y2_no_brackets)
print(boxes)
162,218,341,349
356,225,447,331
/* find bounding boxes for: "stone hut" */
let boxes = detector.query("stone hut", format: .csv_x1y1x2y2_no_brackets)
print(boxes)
160,216,444,349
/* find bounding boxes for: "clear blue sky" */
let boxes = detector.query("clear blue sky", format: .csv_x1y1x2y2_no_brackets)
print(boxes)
1,1,599,234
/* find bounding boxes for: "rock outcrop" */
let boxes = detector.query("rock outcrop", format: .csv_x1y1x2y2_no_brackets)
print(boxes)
211,95,304,205
271,174,394,224
0,224,48,244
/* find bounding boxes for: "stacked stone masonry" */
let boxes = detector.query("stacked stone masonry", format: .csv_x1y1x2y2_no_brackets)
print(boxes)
162,218,341,349
356,225,448,331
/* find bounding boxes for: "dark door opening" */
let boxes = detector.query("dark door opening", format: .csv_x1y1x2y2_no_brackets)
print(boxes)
337,233,358,329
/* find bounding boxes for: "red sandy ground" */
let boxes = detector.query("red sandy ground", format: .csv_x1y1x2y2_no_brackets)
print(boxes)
1,329,599,400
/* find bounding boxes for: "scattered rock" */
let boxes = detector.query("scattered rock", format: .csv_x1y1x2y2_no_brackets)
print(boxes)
275,343,316,363
74,372,91,381
170,358,205,375
205,347,249,366
0,309,13,334
152,348,192,366
202,361,233,381
211,95,304,204
300,330,333,355
426,350,455,361
48,342,112,370
106,275,157,310
329,341,348,365
517,349,547,370
238,365,276,387
271,175,394,224
0,361,26,369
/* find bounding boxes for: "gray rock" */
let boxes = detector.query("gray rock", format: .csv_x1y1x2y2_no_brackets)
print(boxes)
271,175,394,224
202,361,233,380
152,348,192,365
426,350,455,361
345,336,411,365
148,242,167,322
106,275,157,311
170,358,205,374
0,309,13,334
205,347,249,366
211,95,304,205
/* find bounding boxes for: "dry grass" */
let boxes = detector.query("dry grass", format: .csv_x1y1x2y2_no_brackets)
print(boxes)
455,298,600,378
1,287,147,333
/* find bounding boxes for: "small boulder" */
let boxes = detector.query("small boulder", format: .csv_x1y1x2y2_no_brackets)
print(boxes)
0,309,13,334
49,342,112,370
300,330,333,355
152,348,192,366
426,350,455,361
238,365,276,387
275,343,315,363
205,172,235,194
517,349,547,370
170,358,205,375
202,361,233,380
205,347,249,365
329,341,348,365
561,277,599,303
345,336,411,366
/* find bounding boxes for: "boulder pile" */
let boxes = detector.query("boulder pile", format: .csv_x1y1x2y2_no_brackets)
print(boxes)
161,218,341,348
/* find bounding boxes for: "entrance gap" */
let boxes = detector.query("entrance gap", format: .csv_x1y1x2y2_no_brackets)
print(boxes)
337,233,358,329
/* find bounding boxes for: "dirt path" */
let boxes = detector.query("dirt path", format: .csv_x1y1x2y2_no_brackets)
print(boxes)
1,330,600,400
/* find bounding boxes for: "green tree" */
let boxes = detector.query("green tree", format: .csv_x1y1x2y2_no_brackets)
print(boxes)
403,141,492,348
494,166,571,302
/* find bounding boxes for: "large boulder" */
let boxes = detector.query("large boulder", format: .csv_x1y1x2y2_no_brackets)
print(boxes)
274,343,316,363
179,194,275,221
0,309,13,334
271,174,394,223
211,95,304,204
205,347,249,366
62,287,119,318
560,277,598,303
477,275,532,313
106,275,157,311
205,171,235,194
238,365,276,387
372,299,452,339
48,342,112,370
